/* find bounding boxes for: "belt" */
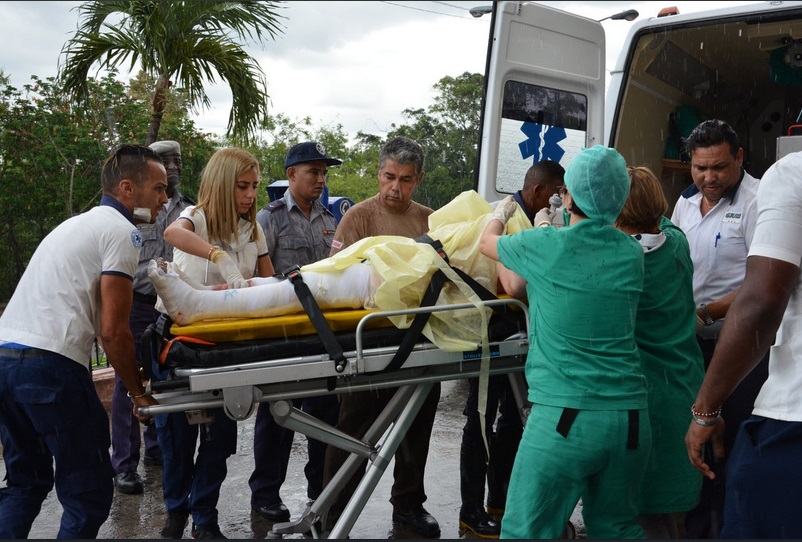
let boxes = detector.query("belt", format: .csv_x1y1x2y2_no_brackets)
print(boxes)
133,292,158,305
0,347,55,359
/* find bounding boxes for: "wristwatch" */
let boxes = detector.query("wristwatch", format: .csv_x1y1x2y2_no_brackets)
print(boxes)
698,303,715,326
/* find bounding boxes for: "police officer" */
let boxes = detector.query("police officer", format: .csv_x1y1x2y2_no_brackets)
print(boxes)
249,141,344,521
110,140,194,495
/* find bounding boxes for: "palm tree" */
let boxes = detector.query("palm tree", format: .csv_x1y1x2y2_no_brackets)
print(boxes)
58,1,285,145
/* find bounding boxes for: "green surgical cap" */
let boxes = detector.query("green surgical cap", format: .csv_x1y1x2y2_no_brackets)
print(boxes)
564,146,630,224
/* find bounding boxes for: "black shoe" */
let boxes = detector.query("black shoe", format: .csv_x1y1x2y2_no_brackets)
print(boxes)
191,523,227,539
144,453,163,467
460,507,500,539
252,502,290,522
392,506,440,537
113,472,144,495
161,510,189,539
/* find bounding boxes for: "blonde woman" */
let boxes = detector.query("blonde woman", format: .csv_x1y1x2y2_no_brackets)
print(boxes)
156,147,274,540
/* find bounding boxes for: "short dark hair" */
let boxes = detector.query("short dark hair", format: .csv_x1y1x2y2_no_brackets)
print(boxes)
524,160,565,189
379,136,425,175
101,144,163,195
686,119,740,158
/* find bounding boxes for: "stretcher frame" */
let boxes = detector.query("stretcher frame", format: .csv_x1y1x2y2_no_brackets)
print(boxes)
140,297,531,539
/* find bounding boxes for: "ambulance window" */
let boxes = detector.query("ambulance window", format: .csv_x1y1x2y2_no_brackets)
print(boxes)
495,80,588,195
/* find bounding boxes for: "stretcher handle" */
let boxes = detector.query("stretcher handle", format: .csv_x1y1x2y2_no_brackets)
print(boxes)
354,297,529,355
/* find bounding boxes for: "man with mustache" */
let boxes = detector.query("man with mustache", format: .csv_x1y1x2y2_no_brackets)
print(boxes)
670,119,769,539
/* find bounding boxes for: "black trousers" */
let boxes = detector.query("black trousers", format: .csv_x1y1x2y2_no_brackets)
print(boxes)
460,375,523,512
322,383,441,514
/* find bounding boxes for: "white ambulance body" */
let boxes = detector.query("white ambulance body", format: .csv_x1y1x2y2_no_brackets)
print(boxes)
477,1,802,211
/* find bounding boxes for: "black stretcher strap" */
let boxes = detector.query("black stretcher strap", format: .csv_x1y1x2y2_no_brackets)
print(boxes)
413,235,522,326
381,268,449,374
284,265,346,384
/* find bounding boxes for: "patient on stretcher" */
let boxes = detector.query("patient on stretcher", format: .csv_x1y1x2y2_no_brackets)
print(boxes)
148,190,532,351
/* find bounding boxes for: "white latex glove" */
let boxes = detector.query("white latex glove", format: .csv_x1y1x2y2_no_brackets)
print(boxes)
534,207,556,227
492,195,518,225
210,248,249,289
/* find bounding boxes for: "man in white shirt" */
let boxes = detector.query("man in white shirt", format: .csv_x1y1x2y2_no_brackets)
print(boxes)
685,149,802,538
670,119,769,538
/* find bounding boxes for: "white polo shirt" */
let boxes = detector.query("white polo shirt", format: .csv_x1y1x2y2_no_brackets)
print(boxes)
670,170,759,338
748,152,802,420
0,197,140,368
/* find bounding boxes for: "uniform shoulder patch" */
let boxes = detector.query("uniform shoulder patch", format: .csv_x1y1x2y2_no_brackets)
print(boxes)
131,229,143,248
265,199,286,212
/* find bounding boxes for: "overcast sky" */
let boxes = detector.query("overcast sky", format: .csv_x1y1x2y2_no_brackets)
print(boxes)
0,1,760,141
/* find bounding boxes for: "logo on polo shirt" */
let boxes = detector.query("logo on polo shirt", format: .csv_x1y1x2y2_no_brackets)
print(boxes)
723,212,742,224
131,229,143,248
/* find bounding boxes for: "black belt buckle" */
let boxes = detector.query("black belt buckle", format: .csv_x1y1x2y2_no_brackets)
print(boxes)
282,264,302,282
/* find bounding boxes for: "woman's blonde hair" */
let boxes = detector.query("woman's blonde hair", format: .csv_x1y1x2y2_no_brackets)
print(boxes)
193,147,260,244
615,166,668,233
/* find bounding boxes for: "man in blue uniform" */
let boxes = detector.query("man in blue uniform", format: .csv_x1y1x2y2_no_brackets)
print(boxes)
250,141,343,522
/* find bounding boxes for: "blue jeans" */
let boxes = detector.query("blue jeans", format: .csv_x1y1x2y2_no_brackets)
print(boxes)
0,349,114,538
155,407,237,527
721,415,802,538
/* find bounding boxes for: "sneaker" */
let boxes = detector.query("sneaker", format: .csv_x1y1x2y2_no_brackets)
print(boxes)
191,523,227,539
161,510,189,539
113,472,144,495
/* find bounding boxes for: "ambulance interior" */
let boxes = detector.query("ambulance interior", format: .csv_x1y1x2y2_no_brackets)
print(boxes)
609,9,802,213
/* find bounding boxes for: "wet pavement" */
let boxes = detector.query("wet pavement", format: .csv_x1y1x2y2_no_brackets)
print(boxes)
5,379,586,539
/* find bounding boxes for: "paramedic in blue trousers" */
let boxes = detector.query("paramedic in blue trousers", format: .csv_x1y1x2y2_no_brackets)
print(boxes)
250,141,344,522
458,159,565,538
0,144,166,538
157,147,275,540
110,140,193,495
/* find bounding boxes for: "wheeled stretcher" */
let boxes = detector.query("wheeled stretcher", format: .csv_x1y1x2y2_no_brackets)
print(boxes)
139,189,537,537
139,283,531,539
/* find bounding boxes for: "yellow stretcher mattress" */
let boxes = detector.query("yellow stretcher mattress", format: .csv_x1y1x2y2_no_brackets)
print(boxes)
169,308,392,343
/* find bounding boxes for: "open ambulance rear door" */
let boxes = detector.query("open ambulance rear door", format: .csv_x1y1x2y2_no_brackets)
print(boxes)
475,1,605,202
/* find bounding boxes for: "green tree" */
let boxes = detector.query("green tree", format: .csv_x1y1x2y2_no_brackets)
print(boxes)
0,73,216,302
388,72,484,210
58,0,285,145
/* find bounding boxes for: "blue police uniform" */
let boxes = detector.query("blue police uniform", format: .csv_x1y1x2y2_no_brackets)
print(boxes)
250,191,341,512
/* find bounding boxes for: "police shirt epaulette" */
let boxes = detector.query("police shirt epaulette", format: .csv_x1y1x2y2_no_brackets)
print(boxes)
265,199,286,212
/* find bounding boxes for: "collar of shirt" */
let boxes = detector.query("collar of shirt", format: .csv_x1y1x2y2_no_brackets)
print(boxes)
632,231,667,252
513,190,536,224
100,194,135,225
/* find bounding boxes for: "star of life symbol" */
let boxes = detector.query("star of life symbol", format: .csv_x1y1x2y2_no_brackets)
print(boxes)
518,122,567,164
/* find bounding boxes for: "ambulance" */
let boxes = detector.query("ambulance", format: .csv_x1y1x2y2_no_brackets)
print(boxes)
476,1,802,211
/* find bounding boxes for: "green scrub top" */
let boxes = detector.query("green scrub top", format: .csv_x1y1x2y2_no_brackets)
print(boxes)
636,217,704,514
497,219,647,410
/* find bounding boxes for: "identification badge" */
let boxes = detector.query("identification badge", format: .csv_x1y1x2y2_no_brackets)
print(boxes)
722,211,742,224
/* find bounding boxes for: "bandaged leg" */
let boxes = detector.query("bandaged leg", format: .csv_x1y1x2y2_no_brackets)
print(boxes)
148,260,375,326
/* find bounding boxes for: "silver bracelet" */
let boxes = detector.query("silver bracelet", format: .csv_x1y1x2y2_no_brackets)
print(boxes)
692,414,722,427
